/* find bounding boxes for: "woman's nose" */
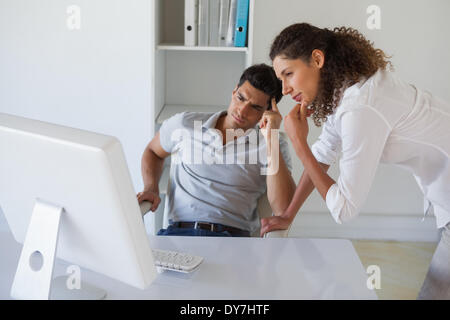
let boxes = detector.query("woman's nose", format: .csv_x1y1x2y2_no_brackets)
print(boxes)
282,81,292,96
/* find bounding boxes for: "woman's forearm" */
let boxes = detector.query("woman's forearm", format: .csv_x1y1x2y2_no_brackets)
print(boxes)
295,140,335,200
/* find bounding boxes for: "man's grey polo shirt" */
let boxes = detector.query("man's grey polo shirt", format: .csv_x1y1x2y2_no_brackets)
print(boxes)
159,110,292,233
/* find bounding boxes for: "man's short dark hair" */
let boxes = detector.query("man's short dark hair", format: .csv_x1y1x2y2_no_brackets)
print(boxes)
237,64,283,110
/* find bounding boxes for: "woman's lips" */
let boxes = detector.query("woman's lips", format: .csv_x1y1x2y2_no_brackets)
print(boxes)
293,93,303,103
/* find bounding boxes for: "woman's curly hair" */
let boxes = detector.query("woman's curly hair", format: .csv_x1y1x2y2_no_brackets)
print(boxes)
270,23,393,126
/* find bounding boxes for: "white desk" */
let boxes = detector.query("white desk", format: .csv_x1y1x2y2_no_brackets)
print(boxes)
0,230,377,299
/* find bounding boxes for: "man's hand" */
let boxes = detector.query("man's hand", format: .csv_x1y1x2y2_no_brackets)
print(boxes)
136,190,161,212
259,98,282,140
260,215,292,237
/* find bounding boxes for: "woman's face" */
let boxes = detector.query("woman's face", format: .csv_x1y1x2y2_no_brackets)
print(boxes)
272,52,324,106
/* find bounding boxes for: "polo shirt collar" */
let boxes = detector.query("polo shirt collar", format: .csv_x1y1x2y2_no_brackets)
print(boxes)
201,110,227,130
201,110,260,145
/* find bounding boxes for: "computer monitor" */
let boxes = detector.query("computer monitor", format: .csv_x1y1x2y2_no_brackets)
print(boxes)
0,112,157,299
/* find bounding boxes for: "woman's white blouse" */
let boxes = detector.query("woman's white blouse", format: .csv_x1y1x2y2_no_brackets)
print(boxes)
311,69,450,228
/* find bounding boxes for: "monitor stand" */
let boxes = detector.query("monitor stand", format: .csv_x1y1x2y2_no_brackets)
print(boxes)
10,199,106,300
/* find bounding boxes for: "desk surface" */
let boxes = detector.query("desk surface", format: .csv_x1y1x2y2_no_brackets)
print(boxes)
0,230,377,299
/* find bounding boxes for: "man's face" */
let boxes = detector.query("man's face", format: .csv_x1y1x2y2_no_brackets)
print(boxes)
224,80,271,131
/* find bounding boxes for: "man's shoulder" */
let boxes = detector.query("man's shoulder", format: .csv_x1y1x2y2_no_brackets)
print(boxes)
168,111,218,129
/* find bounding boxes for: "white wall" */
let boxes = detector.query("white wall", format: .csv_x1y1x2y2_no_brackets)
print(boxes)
0,0,152,194
251,0,449,240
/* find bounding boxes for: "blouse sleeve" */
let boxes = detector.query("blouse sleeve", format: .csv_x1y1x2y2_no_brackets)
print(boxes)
326,106,391,224
311,114,342,165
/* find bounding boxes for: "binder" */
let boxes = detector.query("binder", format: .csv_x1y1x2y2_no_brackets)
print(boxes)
198,0,209,46
218,0,230,46
225,0,237,47
209,0,220,47
184,0,198,46
234,0,249,47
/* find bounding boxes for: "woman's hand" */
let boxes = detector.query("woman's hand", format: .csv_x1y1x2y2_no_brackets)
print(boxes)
260,215,293,237
284,103,313,145
136,189,161,212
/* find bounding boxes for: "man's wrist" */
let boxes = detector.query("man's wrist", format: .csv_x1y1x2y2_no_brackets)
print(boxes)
143,186,159,194
279,209,296,223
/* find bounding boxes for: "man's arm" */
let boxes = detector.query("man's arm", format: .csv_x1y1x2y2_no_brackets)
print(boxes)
137,131,171,212
260,162,329,236
259,99,295,214
266,145,296,214
282,161,330,221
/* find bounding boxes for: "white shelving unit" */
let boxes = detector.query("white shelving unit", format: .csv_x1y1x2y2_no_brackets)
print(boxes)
146,0,254,234
157,43,249,52
150,0,254,136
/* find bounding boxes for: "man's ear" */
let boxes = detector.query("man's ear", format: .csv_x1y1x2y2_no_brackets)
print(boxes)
311,49,325,69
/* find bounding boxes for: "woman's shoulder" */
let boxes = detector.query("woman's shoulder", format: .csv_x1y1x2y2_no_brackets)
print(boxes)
337,69,397,114
341,69,387,98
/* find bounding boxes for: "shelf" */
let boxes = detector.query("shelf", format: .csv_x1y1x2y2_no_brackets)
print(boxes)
156,104,227,124
151,0,254,136
157,43,248,53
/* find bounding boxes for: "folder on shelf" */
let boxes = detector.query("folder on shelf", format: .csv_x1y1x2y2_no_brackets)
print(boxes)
218,0,230,46
198,0,209,46
209,0,220,47
234,0,249,47
225,0,237,47
184,0,199,46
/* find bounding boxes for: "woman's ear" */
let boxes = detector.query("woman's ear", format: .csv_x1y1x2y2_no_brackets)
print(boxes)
311,49,325,69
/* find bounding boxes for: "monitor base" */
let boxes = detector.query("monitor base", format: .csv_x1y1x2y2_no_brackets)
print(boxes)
10,199,107,300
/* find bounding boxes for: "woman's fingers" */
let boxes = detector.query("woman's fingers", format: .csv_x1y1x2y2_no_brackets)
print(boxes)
300,102,309,121
287,104,301,119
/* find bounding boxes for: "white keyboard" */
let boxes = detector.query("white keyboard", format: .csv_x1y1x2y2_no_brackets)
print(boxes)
152,248,204,273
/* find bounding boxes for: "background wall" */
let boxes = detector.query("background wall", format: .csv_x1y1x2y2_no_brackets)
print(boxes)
251,0,449,241
0,0,152,192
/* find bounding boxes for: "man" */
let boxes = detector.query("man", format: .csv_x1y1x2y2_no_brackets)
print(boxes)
137,64,295,237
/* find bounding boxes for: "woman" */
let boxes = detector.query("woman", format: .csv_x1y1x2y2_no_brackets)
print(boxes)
261,23,450,299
